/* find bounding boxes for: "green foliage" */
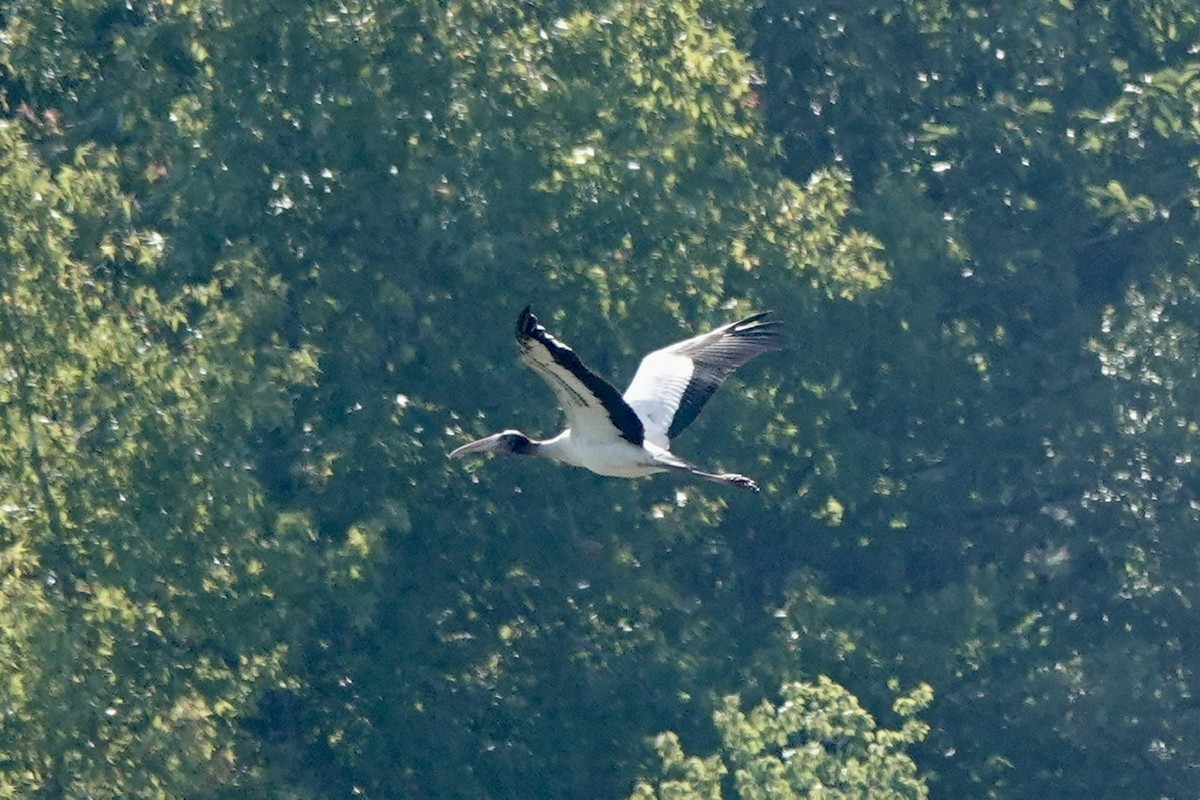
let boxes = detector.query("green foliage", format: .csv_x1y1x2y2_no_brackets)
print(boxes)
753,1,1200,797
631,678,930,800
0,118,320,796
4,0,1200,798
0,0,885,795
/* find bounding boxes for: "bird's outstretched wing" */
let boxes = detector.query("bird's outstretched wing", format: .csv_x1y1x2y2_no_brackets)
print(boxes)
623,312,782,447
516,307,644,445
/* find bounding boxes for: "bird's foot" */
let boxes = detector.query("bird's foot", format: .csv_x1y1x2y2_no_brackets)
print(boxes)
719,473,759,492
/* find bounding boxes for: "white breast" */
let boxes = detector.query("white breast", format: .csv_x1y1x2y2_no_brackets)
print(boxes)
539,430,667,478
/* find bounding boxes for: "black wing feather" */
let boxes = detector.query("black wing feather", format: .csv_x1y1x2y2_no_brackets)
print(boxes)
666,313,783,439
516,307,644,445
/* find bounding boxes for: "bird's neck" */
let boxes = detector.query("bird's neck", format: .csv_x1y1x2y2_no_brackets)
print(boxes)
535,431,574,464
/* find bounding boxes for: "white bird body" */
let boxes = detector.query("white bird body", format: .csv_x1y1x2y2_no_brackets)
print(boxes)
449,307,781,491
538,430,668,478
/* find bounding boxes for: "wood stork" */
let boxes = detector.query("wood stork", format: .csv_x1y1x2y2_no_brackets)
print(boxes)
449,306,781,491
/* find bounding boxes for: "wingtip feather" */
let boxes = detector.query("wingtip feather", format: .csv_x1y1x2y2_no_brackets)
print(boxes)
516,305,539,340
730,312,785,349
734,310,773,326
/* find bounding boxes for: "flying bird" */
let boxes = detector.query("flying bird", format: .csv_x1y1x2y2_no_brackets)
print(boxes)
449,306,781,491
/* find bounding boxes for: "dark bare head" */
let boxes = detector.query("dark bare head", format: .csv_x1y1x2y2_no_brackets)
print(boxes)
448,429,539,459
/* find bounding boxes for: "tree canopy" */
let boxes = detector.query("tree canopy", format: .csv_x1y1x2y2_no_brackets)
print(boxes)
1,0,1199,797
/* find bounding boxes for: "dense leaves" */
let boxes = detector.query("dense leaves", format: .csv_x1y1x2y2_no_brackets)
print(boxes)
753,2,1200,797
0,122,321,796
2,0,1200,797
632,678,930,800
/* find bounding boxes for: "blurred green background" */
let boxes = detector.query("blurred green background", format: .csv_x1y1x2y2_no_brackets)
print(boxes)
2,1,1199,797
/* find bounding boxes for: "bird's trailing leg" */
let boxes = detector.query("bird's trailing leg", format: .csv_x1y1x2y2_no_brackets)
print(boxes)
688,468,760,492
649,450,761,492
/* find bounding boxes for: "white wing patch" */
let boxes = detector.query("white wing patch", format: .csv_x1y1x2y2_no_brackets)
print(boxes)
519,341,621,443
621,312,782,447
623,351,694,448
514,308,645,446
